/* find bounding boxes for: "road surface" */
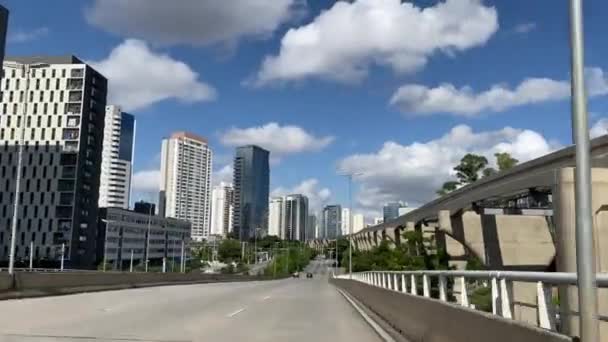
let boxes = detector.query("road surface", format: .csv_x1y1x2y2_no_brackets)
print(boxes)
0,260,382,342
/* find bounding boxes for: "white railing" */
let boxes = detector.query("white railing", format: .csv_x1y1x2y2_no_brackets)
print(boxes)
335,270,608,332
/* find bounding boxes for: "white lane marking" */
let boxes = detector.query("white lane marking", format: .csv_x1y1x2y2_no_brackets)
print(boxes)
336,288,396,342
263,295,271,301
226,308,246,318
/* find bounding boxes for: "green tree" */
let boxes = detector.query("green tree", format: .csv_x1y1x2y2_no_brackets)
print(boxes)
454,153,488,184
436,180,460,196
495,152,518,171
482,167,497,178
218,239,242,263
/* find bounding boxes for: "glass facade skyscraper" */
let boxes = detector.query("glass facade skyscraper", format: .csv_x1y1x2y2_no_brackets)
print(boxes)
232,145,269,240
322,205,342,239
383,202,406,223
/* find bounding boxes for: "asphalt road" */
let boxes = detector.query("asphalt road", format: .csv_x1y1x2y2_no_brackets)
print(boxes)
0,259,381,342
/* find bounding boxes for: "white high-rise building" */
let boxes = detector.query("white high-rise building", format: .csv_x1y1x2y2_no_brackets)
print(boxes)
268,197,283,238
373,217,384,225
341,208,350,235
159,132,212,242
352,213,365,233
210,182,233,237
98,105,135,209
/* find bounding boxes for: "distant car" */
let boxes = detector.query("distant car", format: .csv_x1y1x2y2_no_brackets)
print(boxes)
292,272,299,278
306,272,313,278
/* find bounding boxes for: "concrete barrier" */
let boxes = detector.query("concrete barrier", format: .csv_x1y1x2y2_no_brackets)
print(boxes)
331,278,572,342
0,273,12,291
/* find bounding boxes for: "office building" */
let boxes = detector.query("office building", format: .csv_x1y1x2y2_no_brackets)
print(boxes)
283,194,308,241
210,182,233,237
352,213,365,234
307,214,317,240
0,6,8,75
134,200,155,215
322,205,341,239
98,105,135,209
268,197,283,238
341,207,350,236
98,207,190,270
383,201,407,223
373,217,384,225
232,145,269,240
159,132,212,242
0,56,107,268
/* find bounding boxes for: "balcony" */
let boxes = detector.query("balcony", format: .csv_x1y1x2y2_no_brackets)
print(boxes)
63,141,79,153
66,103,81,114
67,79,83,90
62,128,79,140
68,91,82,102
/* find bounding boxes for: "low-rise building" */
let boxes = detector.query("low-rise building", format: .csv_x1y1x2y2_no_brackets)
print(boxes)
98,207,190,270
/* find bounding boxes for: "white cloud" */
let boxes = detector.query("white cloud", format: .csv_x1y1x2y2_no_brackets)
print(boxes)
132,170,161,193
86,0,302,46
514,22,536,34
272,178,331,213
213,164,234,186
90,39,216,111
390,67,608,116
591,118,608,138
337,125,557,211
8,27,49,43
220,123,334,160
254,0,498,85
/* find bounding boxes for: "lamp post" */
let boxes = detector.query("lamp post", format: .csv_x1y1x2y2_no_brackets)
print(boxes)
145,204,152,272
568,0,599,340
101,219,116,272
339,172,362,280
5,62,48,275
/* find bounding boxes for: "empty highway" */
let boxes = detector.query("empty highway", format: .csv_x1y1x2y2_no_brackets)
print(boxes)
0,260,382,342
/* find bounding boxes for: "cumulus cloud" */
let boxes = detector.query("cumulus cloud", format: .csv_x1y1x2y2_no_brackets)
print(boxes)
254,0,498,85
132,170,161,193
337,125,557,211
213,164,234,186
591,118,608,138
8,27,49,43
514,22,536,34
272,178,331,213
90,39,216,111
391,67,608,116
220,123,334,161
86,0,302,46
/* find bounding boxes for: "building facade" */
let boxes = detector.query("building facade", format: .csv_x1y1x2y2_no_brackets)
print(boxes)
210,182,233,237
383,202,407,223
0,6,7,75
341,207,350,236
268,196,283,238
283,194,308,241
159,132,212,242
98,105,135,209
306,214,317,240
352,213,365,234
322,205,341,239
232,145,269,240
0,56,107,268
98,207,190,270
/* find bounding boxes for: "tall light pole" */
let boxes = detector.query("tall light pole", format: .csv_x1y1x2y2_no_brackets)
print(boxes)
145,204,152,272
339,172,362,279
101,219,115,272
5,62,48,274
569,0,599,340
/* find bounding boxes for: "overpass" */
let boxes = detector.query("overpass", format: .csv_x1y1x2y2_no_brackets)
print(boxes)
310,134,608,337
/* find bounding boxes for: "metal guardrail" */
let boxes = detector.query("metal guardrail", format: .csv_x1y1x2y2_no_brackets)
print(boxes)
336,270,608,333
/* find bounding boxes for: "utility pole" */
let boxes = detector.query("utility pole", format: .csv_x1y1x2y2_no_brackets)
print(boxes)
145,204,152,272
29,241,33,270
129,249,134,273
339,172,362,279
569,0,599,340
60,243,65,271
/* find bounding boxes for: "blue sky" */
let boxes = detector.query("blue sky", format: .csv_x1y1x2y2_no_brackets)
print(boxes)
4,0,608,219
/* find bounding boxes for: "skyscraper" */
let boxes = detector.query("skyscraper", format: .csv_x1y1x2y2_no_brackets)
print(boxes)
98,105,135,209
0,6,8,75
0,56,107,268
383,201,407,223
307,214,317,240
283,194,308,241
232,145,269,240
159,132,212,242
341,207,350,236
322,205,342,239
210,182,233,237
268,196,283,238
352,213,365,234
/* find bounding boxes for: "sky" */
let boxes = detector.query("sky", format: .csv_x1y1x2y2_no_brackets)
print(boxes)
4,0,608,221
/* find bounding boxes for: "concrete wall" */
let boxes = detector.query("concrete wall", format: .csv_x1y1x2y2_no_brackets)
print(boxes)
332,278,572,342
0,273,11,291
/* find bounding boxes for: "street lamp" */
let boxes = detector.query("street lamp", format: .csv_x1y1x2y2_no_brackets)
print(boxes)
339,171,362,279
5,62,49,275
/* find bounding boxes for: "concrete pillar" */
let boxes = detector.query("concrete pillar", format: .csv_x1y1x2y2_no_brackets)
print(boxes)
554,167,608,338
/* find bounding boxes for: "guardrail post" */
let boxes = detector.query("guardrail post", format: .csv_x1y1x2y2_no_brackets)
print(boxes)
393,274,398,291
500,278,514,319
459,276,469,307
401,274,408,293
423,274,431,298
439,275,447,301
537,281,557,330
382,272,387,288
387,273,392,289
411,274,418,295
491,277,500,315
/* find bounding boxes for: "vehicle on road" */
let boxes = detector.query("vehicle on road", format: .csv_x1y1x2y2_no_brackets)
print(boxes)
292,272,299,278
306,272,313,278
